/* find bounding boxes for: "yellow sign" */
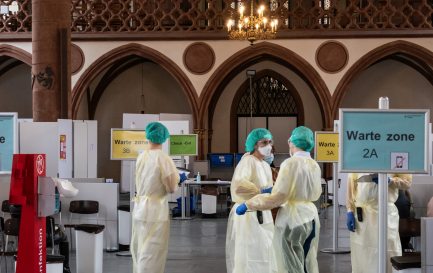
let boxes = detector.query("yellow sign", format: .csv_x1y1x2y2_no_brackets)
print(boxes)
314,132,339,162
111,129,148,160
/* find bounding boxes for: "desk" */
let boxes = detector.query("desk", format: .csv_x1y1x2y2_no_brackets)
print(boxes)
175,180,231,220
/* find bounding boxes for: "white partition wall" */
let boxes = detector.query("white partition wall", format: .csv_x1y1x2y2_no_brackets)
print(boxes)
19,121,58,177
58,181,119,251
58,119,73,178
87,120,98,178
73,120,98,178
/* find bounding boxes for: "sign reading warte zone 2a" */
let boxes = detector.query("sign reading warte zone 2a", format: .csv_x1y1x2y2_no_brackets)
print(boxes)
339,109,429,174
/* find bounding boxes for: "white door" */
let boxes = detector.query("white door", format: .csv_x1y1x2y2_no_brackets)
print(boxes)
237,117,267,153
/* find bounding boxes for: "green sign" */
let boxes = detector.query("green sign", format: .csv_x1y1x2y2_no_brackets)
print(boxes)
169,134,198,156
339,109,429,173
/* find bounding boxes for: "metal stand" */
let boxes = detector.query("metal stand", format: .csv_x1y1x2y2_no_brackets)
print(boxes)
378,173,388,272
377,97,389,273
173,181,192,220
320,162,350,254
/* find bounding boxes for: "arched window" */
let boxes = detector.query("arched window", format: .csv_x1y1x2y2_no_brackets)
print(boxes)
237,74,299,116
235,70,303,153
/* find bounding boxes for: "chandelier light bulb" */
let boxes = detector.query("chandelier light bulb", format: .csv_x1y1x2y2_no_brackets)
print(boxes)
239,6,245,17
227,1,277,44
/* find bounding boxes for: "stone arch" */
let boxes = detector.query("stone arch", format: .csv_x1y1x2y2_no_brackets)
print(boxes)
199,41,332,155
333,40,433,119
229,69,305,152
72,43,199,124
0,44,31,65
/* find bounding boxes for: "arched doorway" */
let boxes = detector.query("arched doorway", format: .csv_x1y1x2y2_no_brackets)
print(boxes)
0,45,32,118
72,44,199,182
200,42,331,155
333,40,433,118
72,43,199,122
230,69,304,152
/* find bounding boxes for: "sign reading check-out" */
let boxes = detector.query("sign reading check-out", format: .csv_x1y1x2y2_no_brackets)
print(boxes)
339,109,430,174
169,134,198,156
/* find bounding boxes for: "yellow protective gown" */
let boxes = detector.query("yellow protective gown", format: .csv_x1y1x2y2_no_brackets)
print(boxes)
346,173,412,273
131,149,179,273
246,151,322,273
226,154,277,273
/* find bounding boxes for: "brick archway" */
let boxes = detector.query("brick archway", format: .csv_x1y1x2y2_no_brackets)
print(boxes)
0,44,31,65
72,43,199,124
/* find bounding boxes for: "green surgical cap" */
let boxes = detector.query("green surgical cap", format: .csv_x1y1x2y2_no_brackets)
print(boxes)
145,122,170,144
289,126,314,152
245,128,273,152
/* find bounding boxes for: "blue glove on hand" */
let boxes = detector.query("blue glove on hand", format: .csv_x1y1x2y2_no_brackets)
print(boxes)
179,173,188,183
346,212,356,232
261,187,273,194
236,203,248,215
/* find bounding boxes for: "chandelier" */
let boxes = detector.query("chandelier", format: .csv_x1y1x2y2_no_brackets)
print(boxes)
227,1,278,45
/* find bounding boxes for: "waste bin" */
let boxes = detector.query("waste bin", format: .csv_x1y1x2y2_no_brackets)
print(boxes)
201,186,218,215
75,224,105,273
118,204,131,251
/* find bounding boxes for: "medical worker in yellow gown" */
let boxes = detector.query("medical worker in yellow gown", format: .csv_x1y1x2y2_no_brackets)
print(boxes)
226,128,278,273
346,173,412,273
131,122,180,273
236,126,322,273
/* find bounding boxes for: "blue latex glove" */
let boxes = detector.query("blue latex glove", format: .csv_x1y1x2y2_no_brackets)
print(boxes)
346,212,356,232
261,187,273,194
236,203,248,215
179,173,188,183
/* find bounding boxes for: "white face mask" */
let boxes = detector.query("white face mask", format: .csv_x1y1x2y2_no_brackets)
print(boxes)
258,144,272,157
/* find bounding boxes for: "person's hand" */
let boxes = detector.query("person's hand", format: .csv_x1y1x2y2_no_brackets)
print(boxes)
261,187,273,194
236,203,248,215
179,173,188,183
346,212,356,232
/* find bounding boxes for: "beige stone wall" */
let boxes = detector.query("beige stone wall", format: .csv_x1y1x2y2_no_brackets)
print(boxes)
76,62,190,181
0,64,32,118
341,59,433,120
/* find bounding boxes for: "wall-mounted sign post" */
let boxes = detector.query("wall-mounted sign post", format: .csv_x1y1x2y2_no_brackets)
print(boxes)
340,98,429,273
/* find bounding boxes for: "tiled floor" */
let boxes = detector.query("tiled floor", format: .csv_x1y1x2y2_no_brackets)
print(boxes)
67,206,352,273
